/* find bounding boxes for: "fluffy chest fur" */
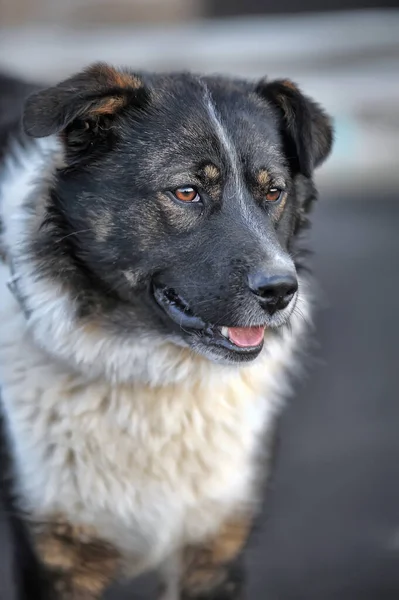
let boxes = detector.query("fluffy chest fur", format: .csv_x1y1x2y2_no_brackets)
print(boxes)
0,274,283,567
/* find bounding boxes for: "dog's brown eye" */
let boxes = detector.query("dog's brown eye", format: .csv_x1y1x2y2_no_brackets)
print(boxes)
265,188,282,202
173,186,199,203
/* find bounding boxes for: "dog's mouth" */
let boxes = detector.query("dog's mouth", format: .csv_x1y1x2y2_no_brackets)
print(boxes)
152,282,265,358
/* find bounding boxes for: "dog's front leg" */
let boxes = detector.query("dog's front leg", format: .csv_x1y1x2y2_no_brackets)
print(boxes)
33,518,120,599
178,515,252,600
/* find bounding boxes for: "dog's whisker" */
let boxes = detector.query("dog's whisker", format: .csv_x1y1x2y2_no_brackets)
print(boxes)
56,228,93,243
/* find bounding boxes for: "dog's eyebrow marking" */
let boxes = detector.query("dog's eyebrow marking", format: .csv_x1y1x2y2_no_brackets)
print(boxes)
256,170,270,186
203,163,221,182
90,96,126,116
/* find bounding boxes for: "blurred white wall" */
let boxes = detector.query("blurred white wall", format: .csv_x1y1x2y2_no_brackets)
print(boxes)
0,4,398,192
0,0,203,25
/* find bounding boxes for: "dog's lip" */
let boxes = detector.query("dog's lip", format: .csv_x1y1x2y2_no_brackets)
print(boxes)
151,282,265,355
152,283,207,331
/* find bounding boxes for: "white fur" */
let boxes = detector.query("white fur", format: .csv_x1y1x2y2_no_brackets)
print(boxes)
205,95,242,194
0,140,310,581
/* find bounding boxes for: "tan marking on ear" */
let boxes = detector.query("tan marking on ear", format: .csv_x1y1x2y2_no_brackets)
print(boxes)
90,63,141,90
86,66,142,116
89,96,126,116
106,67,142,90
281,79,298,92
256,169,270,186
88,63,140,88
204,163,221,182
33,518,120,599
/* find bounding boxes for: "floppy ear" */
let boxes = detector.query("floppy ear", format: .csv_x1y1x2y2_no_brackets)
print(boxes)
23,62,147,138
256,78,333,178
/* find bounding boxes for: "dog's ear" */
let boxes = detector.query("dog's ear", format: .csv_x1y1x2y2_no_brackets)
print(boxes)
23,62,147,138
256,78,333,178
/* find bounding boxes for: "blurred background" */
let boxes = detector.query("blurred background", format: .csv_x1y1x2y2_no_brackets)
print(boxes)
1,1,399,599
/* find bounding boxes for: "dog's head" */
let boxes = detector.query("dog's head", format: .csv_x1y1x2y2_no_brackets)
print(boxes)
22,64,332,369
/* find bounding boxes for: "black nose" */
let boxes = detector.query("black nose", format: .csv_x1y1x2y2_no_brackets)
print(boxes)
248,272,298,314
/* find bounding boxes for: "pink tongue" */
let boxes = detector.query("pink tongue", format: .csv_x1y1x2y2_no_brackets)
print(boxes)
227,326,265,348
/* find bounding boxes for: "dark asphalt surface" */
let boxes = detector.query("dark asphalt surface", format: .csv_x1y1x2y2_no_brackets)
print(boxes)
1,192,399,599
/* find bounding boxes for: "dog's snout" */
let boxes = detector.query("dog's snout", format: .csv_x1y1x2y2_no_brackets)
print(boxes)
248,271,298,314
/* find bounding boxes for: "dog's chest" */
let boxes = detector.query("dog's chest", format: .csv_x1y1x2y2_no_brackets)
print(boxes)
0,321,272,562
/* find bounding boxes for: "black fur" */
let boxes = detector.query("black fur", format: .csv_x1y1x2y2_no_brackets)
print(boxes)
256,78,333,178
20,65,333,364
22,64,148,138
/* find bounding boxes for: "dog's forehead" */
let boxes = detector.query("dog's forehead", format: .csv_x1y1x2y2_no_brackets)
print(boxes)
120,74,285,174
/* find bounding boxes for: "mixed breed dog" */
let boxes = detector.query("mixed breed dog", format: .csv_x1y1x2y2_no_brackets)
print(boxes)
0,64,333,599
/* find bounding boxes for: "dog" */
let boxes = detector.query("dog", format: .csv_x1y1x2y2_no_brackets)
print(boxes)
0,63,333,599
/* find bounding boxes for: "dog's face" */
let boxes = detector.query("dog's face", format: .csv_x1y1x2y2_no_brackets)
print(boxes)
23,64,332,365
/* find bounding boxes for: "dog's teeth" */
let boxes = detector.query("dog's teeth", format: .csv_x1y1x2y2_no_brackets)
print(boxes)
221,326,229,338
